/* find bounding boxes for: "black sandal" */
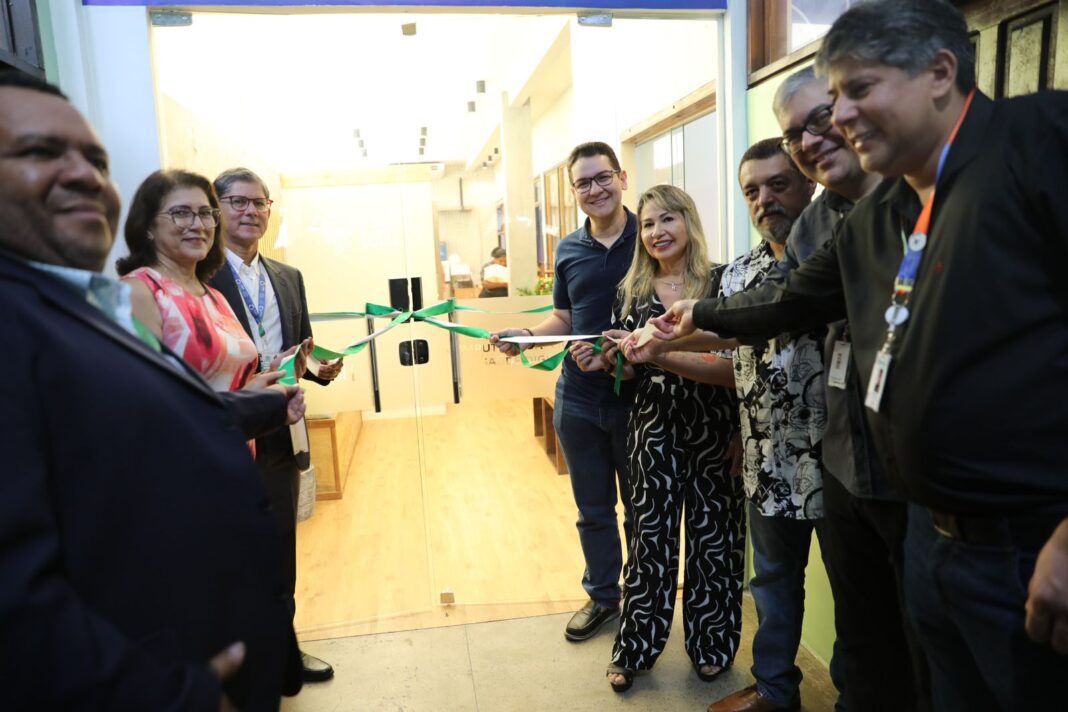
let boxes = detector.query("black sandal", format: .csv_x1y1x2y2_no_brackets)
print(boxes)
695,662,731,682
606,664,635,693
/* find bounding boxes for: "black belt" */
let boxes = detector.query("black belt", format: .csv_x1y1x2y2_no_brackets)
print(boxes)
928,509,1065,549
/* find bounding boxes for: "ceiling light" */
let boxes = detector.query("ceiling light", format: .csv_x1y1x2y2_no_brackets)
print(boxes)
420,126,427,136
353,128,361,139
419,147,425,156
401,22,416,36
467,101,476,112
419,137,426,146
476,80,486,94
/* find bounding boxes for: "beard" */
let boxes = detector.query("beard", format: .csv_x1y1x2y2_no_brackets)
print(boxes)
756,218,791,244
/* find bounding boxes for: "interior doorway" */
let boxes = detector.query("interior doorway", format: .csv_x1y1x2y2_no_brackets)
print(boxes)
147,4,723,642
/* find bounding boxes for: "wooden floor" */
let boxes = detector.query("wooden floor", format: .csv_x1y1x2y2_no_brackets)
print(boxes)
294,398,620,640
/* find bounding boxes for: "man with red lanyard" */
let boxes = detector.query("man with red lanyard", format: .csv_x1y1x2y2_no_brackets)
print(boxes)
653,1,1068,709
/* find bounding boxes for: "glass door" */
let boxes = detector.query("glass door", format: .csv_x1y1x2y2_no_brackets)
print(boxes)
149,5,721,641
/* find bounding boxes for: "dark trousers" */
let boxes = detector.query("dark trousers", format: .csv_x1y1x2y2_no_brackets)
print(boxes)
821,473,930,712
257,429,300,619
748,506,842,708
553,398,632,607
904,505,1064,710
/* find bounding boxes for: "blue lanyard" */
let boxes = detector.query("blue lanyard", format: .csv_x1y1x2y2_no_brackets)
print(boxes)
229,260,267,338
882,88,976,340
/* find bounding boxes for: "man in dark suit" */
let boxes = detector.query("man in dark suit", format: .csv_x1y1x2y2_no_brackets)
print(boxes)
0,72,304,709
210,167,343,683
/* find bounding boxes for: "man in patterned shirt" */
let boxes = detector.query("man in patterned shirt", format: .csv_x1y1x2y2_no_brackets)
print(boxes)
707,139,835,712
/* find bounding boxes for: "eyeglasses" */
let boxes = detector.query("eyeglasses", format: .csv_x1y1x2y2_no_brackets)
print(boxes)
220,195,274,213
157,207,221,229
572,170,620,194
781,104,834,155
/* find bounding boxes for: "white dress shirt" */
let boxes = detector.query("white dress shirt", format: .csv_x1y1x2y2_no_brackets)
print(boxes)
225,248,283,363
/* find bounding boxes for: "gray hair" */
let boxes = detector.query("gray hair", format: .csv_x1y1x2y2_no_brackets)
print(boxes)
490,247,506,259
772,66,821,118
815,0,976,93
213,167,271,200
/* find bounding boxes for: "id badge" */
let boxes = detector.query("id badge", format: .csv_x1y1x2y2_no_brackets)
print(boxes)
827,340,851,390
865,350,893,412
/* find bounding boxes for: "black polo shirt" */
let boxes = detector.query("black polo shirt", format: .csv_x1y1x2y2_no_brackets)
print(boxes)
552,208,637,408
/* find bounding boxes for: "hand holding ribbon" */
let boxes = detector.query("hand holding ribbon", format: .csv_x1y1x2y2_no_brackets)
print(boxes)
569,340,605,372
650,298,698,340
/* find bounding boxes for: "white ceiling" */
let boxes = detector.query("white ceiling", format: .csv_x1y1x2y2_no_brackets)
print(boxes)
151,12,573,172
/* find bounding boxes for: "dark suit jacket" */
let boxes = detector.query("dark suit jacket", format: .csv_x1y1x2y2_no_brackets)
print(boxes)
211,255,328,473
0,254,302,709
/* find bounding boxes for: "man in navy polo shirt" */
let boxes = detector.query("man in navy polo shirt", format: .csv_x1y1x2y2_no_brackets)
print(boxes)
493,141,636,641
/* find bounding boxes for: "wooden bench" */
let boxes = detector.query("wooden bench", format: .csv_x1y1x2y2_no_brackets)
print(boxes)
533,396,568,475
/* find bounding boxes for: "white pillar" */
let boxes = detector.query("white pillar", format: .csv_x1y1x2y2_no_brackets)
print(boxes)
499,93,537,295
717,0,750,263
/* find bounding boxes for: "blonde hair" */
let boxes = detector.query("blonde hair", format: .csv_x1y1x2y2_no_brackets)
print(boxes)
618,184,713,321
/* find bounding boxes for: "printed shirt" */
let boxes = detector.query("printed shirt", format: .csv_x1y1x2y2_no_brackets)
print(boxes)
125,267,258,392
720,242,826,519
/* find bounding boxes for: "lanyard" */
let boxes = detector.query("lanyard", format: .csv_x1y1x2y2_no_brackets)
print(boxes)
229,260,267,338
881,88,976,345
866,89,975,413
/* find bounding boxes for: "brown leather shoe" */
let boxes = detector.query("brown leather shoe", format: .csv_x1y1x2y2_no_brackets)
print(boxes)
707,684,800,712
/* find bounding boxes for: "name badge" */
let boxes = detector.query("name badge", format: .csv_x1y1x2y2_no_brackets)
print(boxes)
827,340,851,390
865,350,893,412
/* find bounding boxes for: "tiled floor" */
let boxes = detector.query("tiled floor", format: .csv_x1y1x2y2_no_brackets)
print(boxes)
282,594,836,712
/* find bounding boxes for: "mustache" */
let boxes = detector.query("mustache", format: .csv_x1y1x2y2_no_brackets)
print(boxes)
756,205,787,222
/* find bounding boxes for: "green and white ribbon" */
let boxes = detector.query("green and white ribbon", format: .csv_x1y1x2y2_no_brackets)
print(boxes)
282,299,623,392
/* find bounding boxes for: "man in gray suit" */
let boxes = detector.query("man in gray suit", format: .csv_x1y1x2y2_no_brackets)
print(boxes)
210,167,343,683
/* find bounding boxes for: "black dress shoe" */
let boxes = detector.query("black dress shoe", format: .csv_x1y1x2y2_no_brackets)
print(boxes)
301,651,334,682
564,599,620,641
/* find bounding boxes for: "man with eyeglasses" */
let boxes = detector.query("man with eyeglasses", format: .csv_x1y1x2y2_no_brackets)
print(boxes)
657,1,1068,707
772,66,928,712
210,167,343,683
491,141,636,643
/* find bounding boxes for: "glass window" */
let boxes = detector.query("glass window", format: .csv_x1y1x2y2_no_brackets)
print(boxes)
788,0,850,52
750,0,851,78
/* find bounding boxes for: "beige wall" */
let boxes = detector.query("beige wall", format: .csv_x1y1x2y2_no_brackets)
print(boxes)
531,87,575,177
155,93,286,263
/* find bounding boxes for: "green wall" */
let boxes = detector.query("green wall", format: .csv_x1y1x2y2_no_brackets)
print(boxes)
743,63,836,667
34,1,58,83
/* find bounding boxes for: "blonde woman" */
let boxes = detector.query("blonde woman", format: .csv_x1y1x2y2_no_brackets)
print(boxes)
573,185,745,692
